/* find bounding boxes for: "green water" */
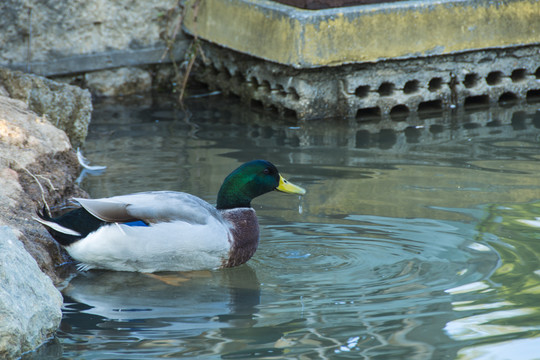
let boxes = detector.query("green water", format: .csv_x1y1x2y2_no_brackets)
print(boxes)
43,94,540,359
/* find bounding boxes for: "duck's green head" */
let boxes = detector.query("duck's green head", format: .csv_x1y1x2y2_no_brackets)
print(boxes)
216,160,306,210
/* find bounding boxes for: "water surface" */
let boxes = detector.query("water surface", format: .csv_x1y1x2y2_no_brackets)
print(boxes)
39,94,540,359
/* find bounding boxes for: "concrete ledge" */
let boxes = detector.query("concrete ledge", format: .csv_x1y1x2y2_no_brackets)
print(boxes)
184,0,540,68
2,44,189,77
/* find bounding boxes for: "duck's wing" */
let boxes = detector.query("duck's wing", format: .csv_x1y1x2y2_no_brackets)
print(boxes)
74,191,221,225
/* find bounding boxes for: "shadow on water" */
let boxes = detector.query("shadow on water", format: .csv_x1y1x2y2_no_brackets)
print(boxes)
28,93,540,359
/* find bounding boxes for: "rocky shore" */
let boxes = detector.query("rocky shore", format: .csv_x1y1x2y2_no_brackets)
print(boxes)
0,68,91,359
0,1,190,356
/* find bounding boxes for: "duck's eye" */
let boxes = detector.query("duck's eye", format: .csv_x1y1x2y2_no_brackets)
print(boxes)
263,168,271,175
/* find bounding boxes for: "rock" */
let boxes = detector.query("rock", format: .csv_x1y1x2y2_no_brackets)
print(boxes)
0,92,85,283
0,226,63,360
0,1,185,96
85,67,153,96
0,0,178,65
0,68,87,357
0,68,92,147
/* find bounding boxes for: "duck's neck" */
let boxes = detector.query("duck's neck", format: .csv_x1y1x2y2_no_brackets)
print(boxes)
216,180,254,210
221,208,260,267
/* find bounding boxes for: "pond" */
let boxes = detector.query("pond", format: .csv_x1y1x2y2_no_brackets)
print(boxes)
35,93,540,359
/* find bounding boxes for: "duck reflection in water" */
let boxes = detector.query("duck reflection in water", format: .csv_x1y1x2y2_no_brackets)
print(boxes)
61,265,262,334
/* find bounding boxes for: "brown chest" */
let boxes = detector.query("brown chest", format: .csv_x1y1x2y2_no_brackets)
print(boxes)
220,208,260,268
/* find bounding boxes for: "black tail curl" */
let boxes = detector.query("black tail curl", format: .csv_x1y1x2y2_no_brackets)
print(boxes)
35,205,106,246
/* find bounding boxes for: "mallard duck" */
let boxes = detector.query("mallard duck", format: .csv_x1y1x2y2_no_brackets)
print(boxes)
35,160,305,272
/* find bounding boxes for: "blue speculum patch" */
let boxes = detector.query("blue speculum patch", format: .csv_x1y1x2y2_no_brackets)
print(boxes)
124,220,149,227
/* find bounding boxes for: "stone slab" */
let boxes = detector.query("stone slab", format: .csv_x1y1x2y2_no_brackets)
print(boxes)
183,0,540,68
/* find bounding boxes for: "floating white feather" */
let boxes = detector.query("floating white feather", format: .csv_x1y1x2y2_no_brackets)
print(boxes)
77,148,107,172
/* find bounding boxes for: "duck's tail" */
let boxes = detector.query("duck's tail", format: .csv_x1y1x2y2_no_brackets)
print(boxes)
34,206,84,246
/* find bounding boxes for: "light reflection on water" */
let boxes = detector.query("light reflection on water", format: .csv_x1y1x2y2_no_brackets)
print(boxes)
35,95,540,359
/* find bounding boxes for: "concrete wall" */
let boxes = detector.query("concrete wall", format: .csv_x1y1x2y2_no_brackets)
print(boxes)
184,0,540,68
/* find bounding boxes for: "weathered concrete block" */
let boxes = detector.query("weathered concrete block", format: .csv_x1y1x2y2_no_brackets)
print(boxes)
184,0,540,120
184,0,540,68
194,41,540,120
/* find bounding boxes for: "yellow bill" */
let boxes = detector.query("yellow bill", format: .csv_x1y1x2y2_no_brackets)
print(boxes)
277,175,306,195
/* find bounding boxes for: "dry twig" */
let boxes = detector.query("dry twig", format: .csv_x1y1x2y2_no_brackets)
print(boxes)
18,164,52,214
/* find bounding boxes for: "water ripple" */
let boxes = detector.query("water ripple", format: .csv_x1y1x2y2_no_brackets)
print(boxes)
256,215,499,309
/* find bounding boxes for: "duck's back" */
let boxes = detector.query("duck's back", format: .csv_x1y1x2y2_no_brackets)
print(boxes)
66,191,233,272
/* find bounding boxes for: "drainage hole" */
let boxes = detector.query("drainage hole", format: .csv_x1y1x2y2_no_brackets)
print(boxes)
377,82,395,96
282,108,297,118
222,69,233,79
390,104,410,121
275,84,286,97
287,87,300,101
267,106,279,115
511,68,527,82
356,106,381,120
486,71,504,85
428,77,443,92
498,92,518,105
249,76,260,87
260,80,272,93
463,73,479,88
464,95,490,108
403,80,420,94
355,85,370,98
536,67,540,79
418,99,443,112
250,99,264,108
526,89,540,102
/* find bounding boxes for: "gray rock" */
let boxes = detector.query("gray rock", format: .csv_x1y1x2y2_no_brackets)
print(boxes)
85,67,153,96
0,0,186,95
0,68,92,147
0,77,85,284
0,0,178,65
0,226,63,360
0,62,89,359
